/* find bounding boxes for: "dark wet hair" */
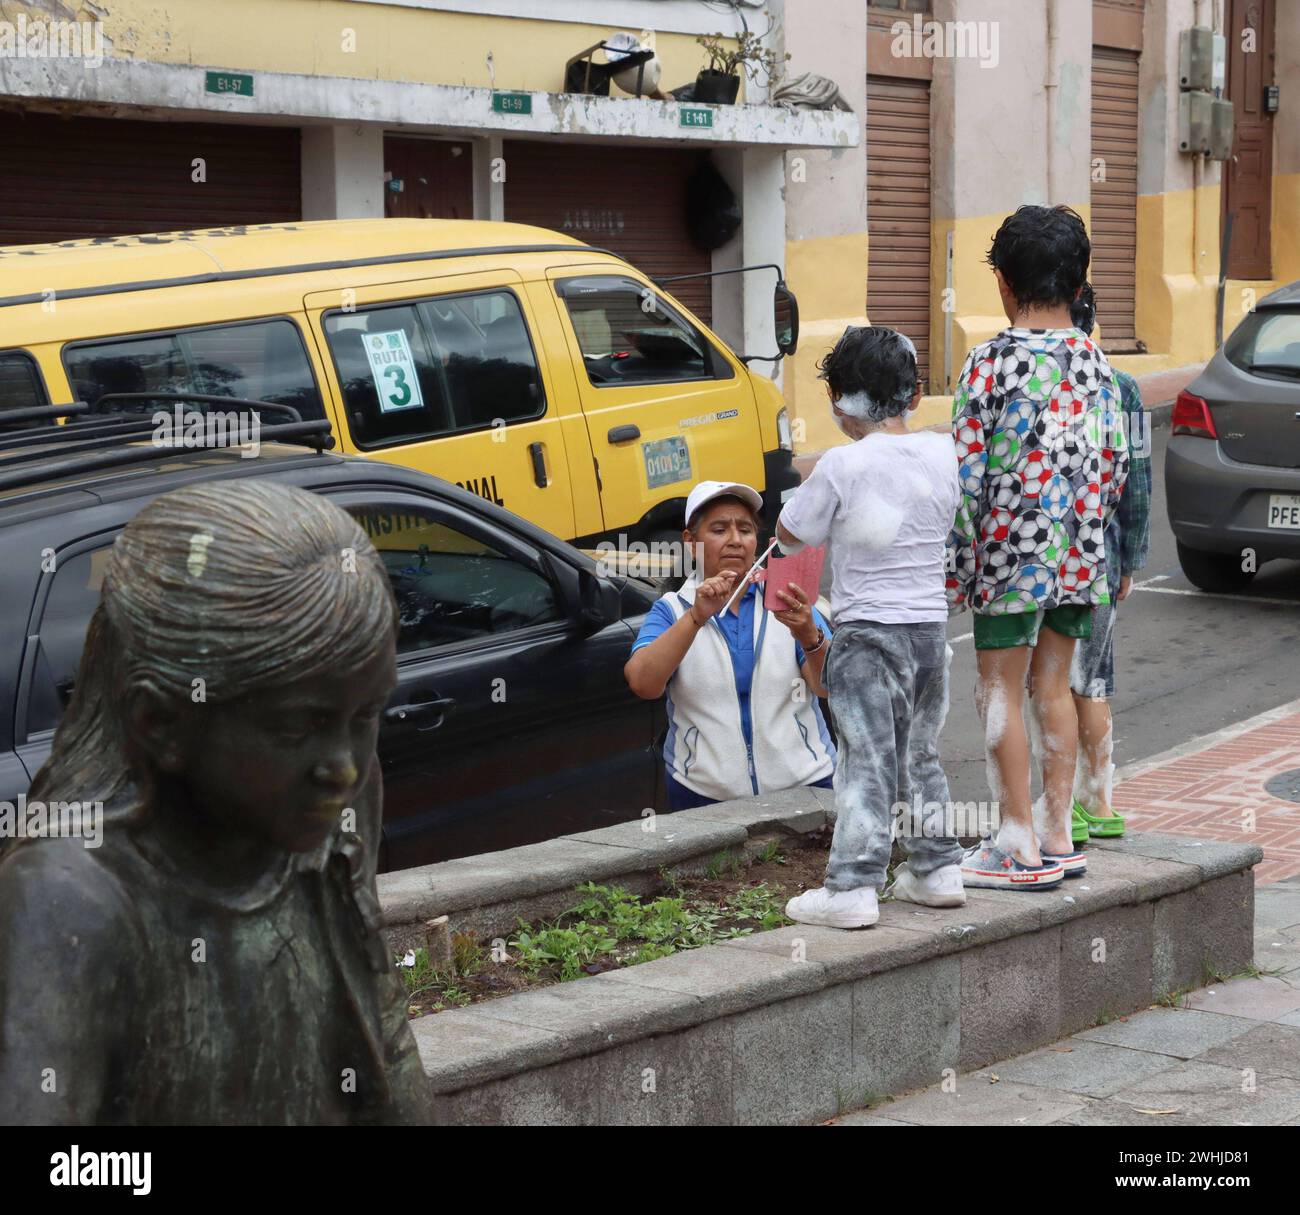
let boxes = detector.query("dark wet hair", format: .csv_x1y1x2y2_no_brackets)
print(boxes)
816,325,918,419
28,480,398,826
1070,281,1097,332
986,205,1091,310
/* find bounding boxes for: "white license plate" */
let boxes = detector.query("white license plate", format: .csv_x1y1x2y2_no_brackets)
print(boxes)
1267,493,1300,529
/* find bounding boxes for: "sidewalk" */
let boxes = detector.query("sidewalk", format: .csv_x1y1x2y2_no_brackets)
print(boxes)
1113,705,1300,887
832,877,1300,1126
831,700,1300,1126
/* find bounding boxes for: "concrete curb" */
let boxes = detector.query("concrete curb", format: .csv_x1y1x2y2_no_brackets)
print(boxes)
406,821,1260,1124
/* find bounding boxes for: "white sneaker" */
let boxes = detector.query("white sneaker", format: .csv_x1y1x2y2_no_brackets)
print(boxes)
887,863,967,908
784,885,879,929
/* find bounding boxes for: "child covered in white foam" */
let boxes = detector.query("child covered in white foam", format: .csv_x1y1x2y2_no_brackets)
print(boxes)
777,326,967,929
946,206,1129,891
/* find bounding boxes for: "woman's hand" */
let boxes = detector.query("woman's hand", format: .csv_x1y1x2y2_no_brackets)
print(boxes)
773,581,817,647
691,569,740,623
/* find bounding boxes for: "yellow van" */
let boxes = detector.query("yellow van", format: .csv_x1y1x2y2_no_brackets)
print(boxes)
0,219,800,548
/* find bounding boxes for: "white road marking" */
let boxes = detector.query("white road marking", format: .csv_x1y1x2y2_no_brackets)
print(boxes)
1132,584,1300,608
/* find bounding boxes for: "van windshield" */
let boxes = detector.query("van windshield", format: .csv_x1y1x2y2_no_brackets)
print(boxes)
63,319,325,419
558,276,726,387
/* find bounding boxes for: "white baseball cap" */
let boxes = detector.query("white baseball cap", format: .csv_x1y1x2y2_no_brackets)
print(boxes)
684,480,764,529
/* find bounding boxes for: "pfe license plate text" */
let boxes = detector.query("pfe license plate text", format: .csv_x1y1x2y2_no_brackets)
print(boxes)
1267,493,1300,529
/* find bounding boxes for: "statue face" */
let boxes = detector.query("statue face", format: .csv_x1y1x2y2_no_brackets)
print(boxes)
171,644,397,853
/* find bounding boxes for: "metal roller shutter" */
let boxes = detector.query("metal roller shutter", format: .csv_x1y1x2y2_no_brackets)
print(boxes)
0,113,301,246
503,140,713,324
1090,48,1141,348
866,76,932,392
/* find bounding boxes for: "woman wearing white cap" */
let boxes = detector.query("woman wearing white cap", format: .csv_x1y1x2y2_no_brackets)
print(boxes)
624,481,836,810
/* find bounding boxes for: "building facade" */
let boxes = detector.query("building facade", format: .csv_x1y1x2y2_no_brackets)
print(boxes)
0,0,855,402
1,0,1295,455
786,0,1300,450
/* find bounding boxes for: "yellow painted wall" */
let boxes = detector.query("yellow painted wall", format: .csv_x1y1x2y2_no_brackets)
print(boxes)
783,230,870,452
926,202,1090,397
791,174,1300,450
30,0,726,96
1135,176,1300,369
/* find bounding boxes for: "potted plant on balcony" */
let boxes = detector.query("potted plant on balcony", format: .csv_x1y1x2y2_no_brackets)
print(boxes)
694,30,789,105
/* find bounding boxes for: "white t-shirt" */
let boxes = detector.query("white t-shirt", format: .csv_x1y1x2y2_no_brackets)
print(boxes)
778,430,961,625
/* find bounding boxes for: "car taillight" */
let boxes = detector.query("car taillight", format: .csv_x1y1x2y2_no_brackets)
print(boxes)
1171,390,1218,439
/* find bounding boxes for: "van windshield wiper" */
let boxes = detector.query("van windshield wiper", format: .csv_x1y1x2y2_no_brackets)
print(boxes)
1244,362,1300,381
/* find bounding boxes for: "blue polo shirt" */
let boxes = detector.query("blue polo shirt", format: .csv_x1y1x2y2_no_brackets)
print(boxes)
632,581,831,806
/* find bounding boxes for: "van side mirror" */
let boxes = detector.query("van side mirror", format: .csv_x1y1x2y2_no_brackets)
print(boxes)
774,280,799,356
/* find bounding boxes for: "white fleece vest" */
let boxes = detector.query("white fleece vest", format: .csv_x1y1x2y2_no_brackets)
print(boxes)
661,580,836,802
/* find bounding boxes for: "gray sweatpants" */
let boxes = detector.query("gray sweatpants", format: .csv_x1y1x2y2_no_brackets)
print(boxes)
822,620,963,892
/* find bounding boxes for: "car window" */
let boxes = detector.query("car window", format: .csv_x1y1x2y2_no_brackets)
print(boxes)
324,290,545,448
0,351,49,432
63,319,326,419
348,504,562,652
1225,309,1300,378
25,545,109,738
559,276,727,387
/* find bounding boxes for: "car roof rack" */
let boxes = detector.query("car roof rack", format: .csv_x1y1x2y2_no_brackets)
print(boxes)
0,393,335,495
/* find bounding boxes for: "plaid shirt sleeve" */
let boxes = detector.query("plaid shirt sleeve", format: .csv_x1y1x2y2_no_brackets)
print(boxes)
1116,371,1151,574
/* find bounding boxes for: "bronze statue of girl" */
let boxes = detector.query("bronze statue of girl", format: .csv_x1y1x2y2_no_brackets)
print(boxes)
0,480,432,1124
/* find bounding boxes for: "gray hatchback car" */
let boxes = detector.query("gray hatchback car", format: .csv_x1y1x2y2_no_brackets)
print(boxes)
1166,281,1300,591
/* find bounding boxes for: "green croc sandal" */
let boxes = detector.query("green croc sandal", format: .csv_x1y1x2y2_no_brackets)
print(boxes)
1073,799,1125,839
1071,802,1090,845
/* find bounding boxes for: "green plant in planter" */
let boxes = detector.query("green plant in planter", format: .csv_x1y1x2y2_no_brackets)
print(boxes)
695,30,790,103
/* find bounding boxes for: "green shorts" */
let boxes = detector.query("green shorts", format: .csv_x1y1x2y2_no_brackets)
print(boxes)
972,605,1093,651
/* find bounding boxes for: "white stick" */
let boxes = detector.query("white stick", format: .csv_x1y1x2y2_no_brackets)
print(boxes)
722,537,779,616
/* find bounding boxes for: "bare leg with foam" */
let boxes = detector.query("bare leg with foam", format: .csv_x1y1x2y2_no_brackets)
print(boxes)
1027,626,1079,855
975,646,1040,868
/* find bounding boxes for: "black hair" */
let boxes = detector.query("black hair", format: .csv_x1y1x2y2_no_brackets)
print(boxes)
815,325,918,417
1069,281,1097,332
986,205,1091,310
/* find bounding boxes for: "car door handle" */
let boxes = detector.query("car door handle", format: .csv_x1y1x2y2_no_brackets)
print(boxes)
384,696,457,727
608,424,640,443
528,440,548,488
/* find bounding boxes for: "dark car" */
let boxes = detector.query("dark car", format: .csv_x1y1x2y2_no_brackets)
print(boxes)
1166,280,1300,590
0,408,664,870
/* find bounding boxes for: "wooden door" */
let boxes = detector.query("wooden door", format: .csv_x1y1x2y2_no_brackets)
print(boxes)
1222,0,1276,279
383,137,474,221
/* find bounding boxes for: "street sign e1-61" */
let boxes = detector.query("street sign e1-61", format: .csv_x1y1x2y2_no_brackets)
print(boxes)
679,107,714,129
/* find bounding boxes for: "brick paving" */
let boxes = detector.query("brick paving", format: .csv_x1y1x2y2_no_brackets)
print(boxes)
1113,710,1300,886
